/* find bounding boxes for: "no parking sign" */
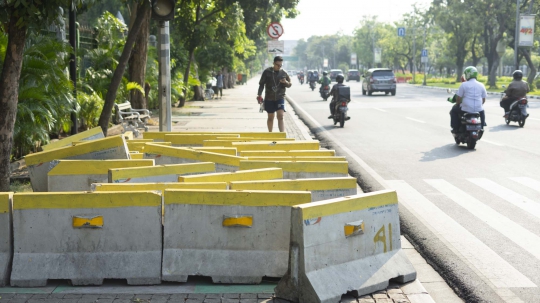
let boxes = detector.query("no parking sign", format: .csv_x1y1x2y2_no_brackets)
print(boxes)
267,22,284,39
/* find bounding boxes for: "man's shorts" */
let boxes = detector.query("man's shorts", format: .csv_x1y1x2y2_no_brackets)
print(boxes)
264,99,286,113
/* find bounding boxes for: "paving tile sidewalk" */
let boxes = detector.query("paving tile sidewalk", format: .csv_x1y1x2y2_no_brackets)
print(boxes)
2,77,462,303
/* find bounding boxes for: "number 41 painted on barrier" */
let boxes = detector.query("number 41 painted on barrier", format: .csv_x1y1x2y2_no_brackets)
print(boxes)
373,224,392,253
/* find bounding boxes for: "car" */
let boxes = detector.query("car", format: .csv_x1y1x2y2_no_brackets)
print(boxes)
362,68,396,96
329,69,344,82
346,69,360,82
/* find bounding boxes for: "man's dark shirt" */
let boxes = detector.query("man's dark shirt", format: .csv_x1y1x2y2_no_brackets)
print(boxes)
329,83,347,102
506,80,529,100
258,67,291,101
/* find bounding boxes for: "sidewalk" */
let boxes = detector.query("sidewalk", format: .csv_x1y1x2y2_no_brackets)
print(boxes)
1,78,460,303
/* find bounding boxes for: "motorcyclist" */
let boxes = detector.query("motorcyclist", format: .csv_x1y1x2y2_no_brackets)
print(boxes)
297,71,304,83
450,66,487,133
319,71,332,95
327,74,350,120
500,70,529,118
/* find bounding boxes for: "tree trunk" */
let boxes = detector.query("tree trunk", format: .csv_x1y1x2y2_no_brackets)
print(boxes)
98,0,150,135
522,48,536,88
0,16,28,191
180,47,195,107
128,1,151,109
191,52,204,101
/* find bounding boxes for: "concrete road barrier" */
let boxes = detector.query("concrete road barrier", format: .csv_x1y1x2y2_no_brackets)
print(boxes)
0,192,12,286
232,141,320,153
229,177,357,201
202,140,259,147
41,127,104,152
10,191,163,287
144,132,287,141
178,168,283,187
122,131,134,140
130,153,144,159
275,190,417,303
246,156,347,162
216,137,295,141
48,159,154,192
92,182,228,192
239,150,336,157
240,161,348,179
144,144,244,172
26,135,130,192
182,147,237,156
162,189,312,284
109,162,215,183
165,134,240,146
127,141,171,153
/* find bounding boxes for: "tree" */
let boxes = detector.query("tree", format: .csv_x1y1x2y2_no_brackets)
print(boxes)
128,0,152,109
0,0,93,191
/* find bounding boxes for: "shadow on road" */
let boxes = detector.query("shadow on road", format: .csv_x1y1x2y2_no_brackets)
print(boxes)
420,143,475,162
488,124,522,132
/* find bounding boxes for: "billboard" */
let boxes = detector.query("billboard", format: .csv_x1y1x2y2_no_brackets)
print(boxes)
374,48,382,64
351,53,357,65
518,15,535,47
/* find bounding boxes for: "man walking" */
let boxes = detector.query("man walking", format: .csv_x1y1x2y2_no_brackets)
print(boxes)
216,72,224,99
256,56,292,132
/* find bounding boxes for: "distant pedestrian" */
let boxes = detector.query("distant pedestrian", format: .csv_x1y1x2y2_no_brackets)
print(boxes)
256,56,292,132
216,72,224,99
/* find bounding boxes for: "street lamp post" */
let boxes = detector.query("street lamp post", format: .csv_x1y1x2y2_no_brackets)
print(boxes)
151,0,175,132
514,0,520,70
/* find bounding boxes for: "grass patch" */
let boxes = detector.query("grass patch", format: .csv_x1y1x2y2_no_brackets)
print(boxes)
9,181,33,193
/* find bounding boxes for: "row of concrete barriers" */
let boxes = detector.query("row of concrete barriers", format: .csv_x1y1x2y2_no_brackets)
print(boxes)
0,127,416,303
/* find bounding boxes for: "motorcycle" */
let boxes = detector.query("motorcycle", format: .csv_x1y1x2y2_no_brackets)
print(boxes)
309,81,316,91
447,89,483,149
320,85,330,101
331,86,350,128
501,87,529,127
298,75,304,85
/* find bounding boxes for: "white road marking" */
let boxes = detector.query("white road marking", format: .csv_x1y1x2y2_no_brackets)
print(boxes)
468,178,540,221
510,177,540,193
426,179,540,262
388,180,535,288
373,108,387,112
406,117,426,124
482,140,505,147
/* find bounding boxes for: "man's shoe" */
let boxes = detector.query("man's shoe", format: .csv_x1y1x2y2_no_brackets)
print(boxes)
345,117,351,120
328,115,333,119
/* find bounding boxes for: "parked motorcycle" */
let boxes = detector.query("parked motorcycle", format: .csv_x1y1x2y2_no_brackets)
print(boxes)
447,89,483,149
320,85,330,101
309,81,316,91
500,86,529,127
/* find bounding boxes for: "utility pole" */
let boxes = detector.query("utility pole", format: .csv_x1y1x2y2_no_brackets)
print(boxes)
69,1,78,135
514,0,520,70
412,26,416,84
422,27,427,86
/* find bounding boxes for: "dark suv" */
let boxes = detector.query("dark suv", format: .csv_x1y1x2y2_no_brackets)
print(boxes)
362,68,396,96
329,69,344,82
347,69,360,82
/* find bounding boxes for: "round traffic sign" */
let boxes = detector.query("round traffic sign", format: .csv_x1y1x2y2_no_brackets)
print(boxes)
267,22,284,39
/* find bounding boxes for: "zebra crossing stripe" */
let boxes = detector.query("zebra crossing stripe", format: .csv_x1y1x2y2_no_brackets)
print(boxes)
468,178,540,221
510,177,540,193
388,180,535,288
426,179,540,262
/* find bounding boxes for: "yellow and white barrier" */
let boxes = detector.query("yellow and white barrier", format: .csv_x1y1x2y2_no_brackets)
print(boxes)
229,177,357,201
0,192,12,286
92,182,228,193
144,144,244,172
10,191,163,287
239,150,336,157
246,156,347,162
41,127,104,151
130,153,144,159
164,134,240,146
144,132,286,142
240,161,348,179
232,141,319,153
109,163,215,183
202,140,260,147
127,141,171,153
183,147,237,156
275,190,416,303
26,135,130,192
179,168,283,188
162,189,312,284
47,159,154,192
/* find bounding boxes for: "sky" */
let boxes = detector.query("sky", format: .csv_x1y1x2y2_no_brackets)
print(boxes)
279,0,432,41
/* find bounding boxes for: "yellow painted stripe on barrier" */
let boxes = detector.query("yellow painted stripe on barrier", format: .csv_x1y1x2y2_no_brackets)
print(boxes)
239,150,336,157
41,127,103,151
246,156,347,162
130,153,144,159
0,192,12,214
178,168,282,183
164,189,311,206
129,139,155,143
223,215,253,227
13,191,162,210
229,177,357,191
122,131,134,140
144,144,245,166
127,141,171,152
47,159,154,175
109,162,215,180
344,220,365,237
144,132,287,141
26,135,126,166
185,147,237,156
216,137,296,141
165,134,241,145
93,182,228,192
73,216,103,228
203,140,253,147
239,161,348,174
297,190,398,220
232,141,319,152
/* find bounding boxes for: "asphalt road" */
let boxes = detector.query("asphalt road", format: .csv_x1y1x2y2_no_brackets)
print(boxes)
286,79,540,303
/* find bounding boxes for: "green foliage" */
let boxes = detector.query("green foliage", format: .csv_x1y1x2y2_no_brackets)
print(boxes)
78,92,104,130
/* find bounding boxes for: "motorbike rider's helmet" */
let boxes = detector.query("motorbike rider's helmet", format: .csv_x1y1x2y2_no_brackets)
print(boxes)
336,74,344,83
512,70,523,80
323,71,328,75
463,66,478,80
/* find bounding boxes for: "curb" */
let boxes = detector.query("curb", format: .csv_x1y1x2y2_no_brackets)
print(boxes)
408,84,540,100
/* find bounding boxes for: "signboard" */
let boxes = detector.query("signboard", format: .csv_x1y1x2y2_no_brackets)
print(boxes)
350,53,357,65
421,49,428,63
397,27,405,37
518,15,535,47
282,56,298,62
267,22,284,40
373,48,381,64
267,40,284,53
323,58,328,67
